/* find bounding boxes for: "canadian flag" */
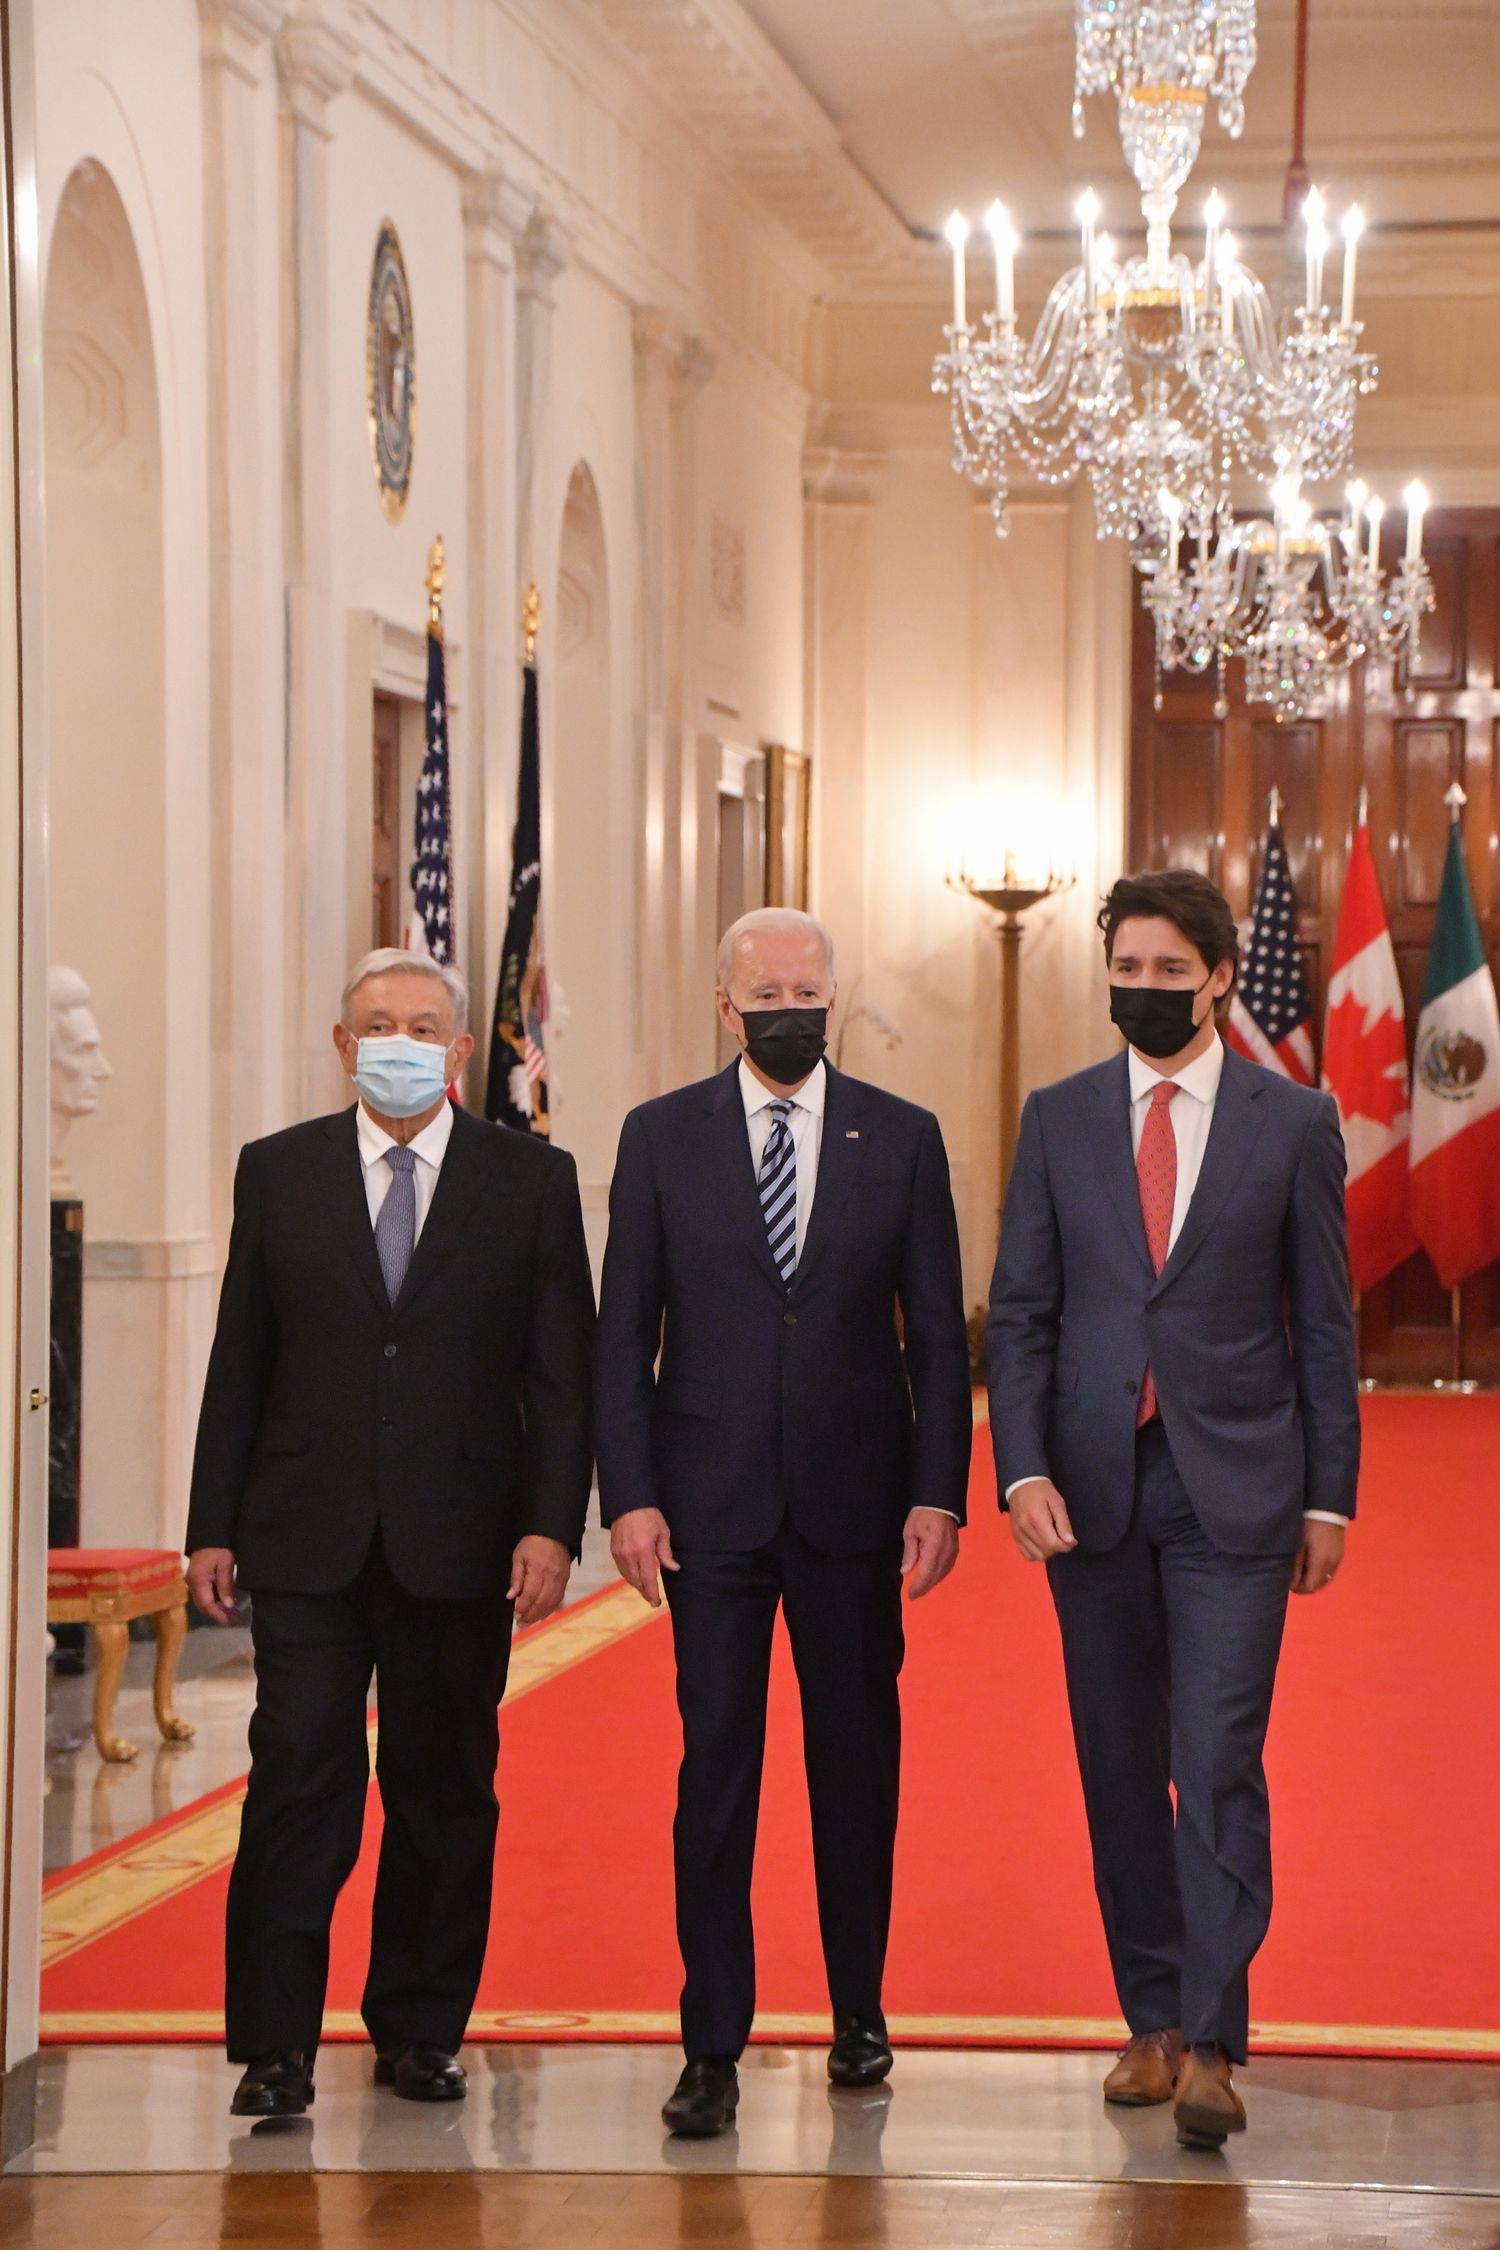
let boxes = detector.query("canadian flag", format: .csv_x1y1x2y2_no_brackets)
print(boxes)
1322,816,1419,1291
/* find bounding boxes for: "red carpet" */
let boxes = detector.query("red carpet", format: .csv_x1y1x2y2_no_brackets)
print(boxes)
40,1396,1500,2056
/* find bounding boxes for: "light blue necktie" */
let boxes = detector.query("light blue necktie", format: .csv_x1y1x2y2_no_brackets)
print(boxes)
374,1144,417,1304
759,1100,798,1284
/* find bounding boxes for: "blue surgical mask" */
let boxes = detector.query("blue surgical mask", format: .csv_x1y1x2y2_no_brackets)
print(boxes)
353,1034,452,1119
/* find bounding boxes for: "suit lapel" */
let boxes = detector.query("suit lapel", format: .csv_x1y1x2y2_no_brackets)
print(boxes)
706,1064,786,1294
1090,1053,1154,1279
394,1107,491,1315
793,1064,868,1289
1151,1046,1270,1295
325,1109,390,1313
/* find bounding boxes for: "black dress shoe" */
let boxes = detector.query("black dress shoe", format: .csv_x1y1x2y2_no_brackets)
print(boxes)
373,2044,467,2102
662,2057,739,2138
230,2051,314,2117
828,2015,893,2088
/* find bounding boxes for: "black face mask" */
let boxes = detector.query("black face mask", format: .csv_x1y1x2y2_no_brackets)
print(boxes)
1109,975,1214,1060
737,1007,828,1085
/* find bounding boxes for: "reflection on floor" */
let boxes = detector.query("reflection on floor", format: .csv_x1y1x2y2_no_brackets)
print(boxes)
5,2172,1500,2250
43,1513,619,1874
14,2043,1500,2193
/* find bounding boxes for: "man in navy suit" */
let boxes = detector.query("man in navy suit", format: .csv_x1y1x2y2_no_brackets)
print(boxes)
596,908,972,2137
987,869,1359,2149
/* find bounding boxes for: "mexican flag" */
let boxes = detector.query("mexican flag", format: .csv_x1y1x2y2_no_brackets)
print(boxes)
1409,824,1500,1289
1323,818,1419,1290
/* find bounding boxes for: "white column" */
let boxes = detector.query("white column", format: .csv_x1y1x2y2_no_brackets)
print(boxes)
633,309,715,1092
803,446,884,1044
514,206,571,608
461,168,531,1075
200,0,285,1237
276,11,354,1118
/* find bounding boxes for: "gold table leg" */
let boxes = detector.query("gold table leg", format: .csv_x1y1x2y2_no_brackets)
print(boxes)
89,1620,137,1763
150,1602,194,1744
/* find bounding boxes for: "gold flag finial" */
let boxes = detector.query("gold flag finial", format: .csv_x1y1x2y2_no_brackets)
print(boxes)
522,582,541,666
425,535,446,638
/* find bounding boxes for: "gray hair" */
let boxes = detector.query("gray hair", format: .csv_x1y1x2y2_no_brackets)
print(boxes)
715,908,835,993
341,947,469,1031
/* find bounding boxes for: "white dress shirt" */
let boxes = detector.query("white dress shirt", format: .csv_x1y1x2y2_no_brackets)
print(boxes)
737,1057,957,1525
355,1096,453,1242
739,1056,825,1263
1009,1036,1347,1526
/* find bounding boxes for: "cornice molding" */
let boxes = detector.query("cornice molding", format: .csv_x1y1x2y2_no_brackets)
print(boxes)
276,13,357,134
199,0,284,82
461,166,536,268
803,445,886,509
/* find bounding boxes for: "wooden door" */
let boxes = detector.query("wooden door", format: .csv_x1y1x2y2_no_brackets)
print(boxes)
1130,507,1500,1386
372,690,402,949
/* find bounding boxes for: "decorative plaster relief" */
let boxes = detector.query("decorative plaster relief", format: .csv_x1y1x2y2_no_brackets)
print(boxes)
710,517,746,625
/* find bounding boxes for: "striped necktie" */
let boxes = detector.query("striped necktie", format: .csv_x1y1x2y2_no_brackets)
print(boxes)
759,1100,798,1284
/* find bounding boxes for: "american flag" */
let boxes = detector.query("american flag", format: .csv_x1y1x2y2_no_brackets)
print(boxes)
409,625,455,965
1227,816,1316,1083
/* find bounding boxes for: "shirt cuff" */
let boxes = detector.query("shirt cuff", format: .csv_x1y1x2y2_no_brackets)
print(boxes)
916,1508,962,1523
1303,1511,1349,1526
1003,1477,1049,1501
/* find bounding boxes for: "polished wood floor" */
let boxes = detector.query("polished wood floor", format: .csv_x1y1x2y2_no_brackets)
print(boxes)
2,2175,1500,2247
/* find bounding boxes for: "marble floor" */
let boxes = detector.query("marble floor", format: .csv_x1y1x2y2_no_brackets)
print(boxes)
13,2042,1500,2194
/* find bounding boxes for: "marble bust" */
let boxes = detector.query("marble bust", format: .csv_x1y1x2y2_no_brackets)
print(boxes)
49,966,112,1197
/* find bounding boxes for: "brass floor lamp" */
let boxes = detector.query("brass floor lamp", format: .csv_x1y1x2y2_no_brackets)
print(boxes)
949,853,1073,1220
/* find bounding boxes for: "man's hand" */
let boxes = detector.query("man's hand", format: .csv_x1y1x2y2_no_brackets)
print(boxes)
1006,1478,1078,1563
1290,1519,1345,1596
187,1547,241,1624
610,1506,679,1609
901,1509,960,1599
508,1535,572,1628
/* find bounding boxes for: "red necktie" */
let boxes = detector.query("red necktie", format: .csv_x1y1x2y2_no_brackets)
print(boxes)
1136,1080,1180,1427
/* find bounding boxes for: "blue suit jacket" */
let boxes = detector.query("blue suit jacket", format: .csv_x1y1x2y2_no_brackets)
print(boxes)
595,1061,973,1554
985,1044,1361,1555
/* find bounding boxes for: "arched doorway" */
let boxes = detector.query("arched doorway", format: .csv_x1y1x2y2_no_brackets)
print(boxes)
42,161,168,1551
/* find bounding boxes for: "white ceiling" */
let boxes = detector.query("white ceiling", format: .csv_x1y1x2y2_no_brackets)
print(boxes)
735,0,1500,243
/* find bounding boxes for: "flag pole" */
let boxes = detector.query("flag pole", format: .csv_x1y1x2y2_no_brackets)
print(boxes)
1445,778,1467,1387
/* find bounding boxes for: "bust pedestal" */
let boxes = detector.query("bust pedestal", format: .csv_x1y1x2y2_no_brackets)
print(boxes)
49,1197,85,1671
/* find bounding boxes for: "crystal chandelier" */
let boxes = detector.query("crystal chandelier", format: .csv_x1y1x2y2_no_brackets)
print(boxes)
1143,471,1434,722
931,0,1433,720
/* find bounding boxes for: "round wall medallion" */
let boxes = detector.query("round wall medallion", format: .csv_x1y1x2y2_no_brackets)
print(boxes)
366,221,415,521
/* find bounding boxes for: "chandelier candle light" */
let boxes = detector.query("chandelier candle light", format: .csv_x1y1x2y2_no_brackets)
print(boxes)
933,0,1434,722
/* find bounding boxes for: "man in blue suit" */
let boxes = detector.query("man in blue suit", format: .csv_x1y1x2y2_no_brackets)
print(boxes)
596,907,972,2137
987,869,1359,2149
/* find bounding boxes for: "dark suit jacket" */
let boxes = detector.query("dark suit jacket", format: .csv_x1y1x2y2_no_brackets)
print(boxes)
594,1061,972,1555
185,1105,595,1599
986,1044,1360,1556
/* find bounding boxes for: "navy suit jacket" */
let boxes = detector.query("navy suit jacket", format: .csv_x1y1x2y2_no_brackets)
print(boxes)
985,1043,1361,1556
594,1061,972,1555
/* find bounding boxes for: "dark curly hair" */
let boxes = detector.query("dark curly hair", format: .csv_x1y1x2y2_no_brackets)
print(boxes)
1098,869,1240,980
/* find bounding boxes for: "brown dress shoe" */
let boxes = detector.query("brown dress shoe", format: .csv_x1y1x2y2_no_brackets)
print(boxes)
1174,2047,1247,2147
1102,2028,1181,2106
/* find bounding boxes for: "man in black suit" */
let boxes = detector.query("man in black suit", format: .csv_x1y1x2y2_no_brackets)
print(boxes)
987,870,1360,2148
595,908,972,2138
186,948,594,2118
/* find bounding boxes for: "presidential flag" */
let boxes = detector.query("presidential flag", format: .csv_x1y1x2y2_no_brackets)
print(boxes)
1409,817,1500,1288
1227,814,1316,1083
485,659,549,1134
409,619,455,965
1322,812,1418,1289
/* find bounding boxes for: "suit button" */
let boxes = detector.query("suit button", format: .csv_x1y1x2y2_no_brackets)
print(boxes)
784,1312,797,1327
380,1417,393,1431
1124,1380,1137,1396
384,1344,397,1359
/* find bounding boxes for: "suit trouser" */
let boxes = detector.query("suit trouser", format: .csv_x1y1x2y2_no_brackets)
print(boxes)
224,1529,512,2062
665,1513,904,2061
1046,1421,1293,2063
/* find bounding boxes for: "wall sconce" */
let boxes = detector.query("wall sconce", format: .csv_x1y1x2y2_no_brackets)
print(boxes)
947,846,1074,1217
